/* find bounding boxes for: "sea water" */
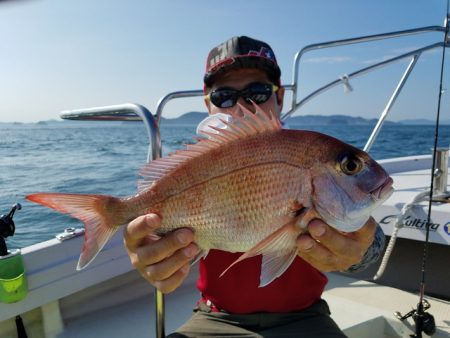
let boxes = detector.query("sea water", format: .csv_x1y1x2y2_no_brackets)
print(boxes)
1,122,449,248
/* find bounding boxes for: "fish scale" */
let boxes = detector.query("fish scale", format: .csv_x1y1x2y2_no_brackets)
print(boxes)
154,163,304,252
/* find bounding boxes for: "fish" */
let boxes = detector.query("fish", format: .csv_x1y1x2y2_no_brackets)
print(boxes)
26,103,394,287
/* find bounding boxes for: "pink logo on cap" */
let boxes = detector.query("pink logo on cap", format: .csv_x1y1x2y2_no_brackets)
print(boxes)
248,47,275,61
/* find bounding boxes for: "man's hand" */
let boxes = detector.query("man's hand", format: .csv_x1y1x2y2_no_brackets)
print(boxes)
297,217,377,272
123,214,199,293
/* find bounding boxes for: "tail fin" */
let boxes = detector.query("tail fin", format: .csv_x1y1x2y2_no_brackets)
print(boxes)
26,193,123,270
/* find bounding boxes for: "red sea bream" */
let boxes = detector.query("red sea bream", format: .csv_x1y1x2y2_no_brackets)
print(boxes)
27,104,393,286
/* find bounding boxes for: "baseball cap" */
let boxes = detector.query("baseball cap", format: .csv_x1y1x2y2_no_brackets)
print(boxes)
203,36,281,88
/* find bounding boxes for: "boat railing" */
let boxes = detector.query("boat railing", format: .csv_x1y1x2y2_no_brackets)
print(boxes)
283,25,447,152
61,24,448,158
60,103,160,162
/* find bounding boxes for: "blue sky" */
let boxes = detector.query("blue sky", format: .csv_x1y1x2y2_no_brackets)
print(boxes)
0,0,448,122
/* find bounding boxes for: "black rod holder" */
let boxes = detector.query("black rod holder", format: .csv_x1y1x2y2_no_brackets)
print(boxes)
0,203,22,256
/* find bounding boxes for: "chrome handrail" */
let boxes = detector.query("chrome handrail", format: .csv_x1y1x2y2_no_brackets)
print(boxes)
154,90,205,125
281,42,444,122
288,25,446,115
364,55,419,152
61,103,160,163
61,103,166,337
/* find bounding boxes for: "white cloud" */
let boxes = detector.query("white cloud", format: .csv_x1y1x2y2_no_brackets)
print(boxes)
361,55,394,64
303,56,352,64
361,46,441,64
392,46,421,54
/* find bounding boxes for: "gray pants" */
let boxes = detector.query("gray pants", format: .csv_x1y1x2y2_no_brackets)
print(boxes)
167,299,347,338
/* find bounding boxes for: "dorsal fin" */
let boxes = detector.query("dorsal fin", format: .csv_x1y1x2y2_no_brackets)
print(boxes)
137,103,281,193
196,112,232,138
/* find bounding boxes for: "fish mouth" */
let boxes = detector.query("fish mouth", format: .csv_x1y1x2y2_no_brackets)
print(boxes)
370,177,394,201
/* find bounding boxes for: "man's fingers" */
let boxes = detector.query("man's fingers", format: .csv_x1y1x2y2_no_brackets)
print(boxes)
124,214,161,248
297,218,377,272
308,218,375,258
307,219,352,257
297,234,338,272
152,263,192,294
143,243,199,282
130,228,195,267
352,217,377,243
123,213,197,293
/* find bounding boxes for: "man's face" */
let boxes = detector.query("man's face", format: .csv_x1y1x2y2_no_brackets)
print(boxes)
205,68,285,118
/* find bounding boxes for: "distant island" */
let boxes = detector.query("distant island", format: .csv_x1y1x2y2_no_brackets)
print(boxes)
2,112,449,126
159,112,391,126
161,112,208,125
159,112,450,126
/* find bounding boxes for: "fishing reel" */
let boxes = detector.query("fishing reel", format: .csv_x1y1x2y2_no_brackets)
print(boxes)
395,299,436,337
0,203,21,256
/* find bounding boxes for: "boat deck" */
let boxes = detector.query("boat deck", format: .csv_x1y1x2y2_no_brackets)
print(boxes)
55,271,450,338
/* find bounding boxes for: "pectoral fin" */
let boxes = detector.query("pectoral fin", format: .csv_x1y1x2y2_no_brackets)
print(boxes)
220,217,303,287
260,244,299,287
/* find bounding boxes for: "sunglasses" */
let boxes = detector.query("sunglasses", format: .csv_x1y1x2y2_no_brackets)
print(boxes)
206,82,279,108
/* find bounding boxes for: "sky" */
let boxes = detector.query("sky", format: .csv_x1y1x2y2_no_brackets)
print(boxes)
0,0,449,122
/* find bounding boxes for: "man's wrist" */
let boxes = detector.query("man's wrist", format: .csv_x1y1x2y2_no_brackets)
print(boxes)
345,224,385,273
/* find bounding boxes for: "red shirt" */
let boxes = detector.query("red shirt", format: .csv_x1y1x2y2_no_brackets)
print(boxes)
197,249,327,314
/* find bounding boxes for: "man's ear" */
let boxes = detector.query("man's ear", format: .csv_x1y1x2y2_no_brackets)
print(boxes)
204,95,212,112
277,86,285,110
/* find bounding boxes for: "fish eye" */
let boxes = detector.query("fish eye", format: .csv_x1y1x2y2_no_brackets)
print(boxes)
339,154,363,175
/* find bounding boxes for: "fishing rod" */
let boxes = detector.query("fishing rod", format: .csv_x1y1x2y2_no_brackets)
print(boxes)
413,5,449,337
395,4,450,338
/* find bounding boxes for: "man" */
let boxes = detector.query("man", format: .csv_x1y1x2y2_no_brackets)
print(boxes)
124,36,384,337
